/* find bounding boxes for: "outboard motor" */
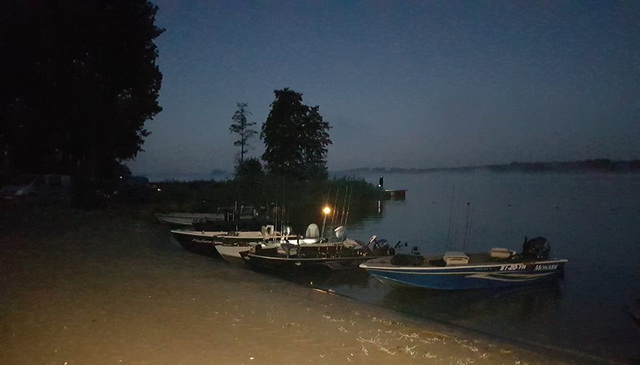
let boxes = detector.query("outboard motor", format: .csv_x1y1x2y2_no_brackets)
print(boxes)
522,236,550,260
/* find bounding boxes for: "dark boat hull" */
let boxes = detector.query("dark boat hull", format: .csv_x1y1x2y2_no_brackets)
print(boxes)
241,245,389,272
171,231,221,258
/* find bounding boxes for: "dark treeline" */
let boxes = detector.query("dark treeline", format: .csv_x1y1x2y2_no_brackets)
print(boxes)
153,177,385,234
347,159,640,174
487,159,640,173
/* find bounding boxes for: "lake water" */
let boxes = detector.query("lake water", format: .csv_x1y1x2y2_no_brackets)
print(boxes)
288,171,640,363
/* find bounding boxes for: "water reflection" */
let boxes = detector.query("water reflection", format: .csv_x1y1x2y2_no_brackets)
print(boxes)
270,265,376,290
382,282,563,324
275,263,563,324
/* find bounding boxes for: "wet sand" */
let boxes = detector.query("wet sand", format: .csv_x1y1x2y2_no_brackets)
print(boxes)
1,203,579,364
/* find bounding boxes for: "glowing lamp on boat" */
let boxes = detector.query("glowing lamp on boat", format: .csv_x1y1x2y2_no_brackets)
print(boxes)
321,206,332,238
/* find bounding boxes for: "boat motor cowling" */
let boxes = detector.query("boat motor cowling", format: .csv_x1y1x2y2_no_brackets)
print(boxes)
522,236,550,260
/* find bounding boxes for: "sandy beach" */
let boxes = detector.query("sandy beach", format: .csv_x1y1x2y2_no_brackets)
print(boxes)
0,202,581,365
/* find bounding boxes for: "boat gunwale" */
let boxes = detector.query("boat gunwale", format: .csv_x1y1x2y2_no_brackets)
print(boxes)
360,258,568,272
170,229,228,237
245,253,381,263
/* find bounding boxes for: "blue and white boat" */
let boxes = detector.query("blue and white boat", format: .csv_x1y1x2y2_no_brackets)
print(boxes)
359,237,567,290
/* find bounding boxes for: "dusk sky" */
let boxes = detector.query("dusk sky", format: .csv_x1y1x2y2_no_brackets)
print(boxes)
127,1,640,177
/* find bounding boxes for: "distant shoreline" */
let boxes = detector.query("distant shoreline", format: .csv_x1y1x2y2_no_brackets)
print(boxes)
344,159,640,174
136,159,640,182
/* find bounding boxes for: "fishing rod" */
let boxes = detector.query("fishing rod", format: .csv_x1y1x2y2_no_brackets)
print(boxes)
462,202,472,252
330,185,340,226
340,185,349,226
447,186,456,249
343,186,353,227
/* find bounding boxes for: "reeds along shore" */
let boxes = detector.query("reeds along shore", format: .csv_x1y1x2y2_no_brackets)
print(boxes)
0,202,575,365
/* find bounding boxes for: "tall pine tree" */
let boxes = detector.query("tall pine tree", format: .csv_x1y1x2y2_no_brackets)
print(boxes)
229,102,257,166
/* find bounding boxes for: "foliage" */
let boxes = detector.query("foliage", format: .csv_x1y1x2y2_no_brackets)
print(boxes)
229,102,257,165
235,158,263,181
240,175,383,234
233,157,264,204
151,176,384,234
0,0,163,179
152,179,236,213
261,88,331,180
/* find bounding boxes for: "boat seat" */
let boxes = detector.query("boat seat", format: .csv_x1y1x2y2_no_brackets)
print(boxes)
443,251,469,266
305,223,320,238
280,243,298,257
261,225,276,239
489,247,515,259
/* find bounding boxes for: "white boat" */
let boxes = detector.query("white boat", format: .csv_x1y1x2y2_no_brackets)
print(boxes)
171,225,282,258
215,243,263,264
156,212,225,226
215,224,323,264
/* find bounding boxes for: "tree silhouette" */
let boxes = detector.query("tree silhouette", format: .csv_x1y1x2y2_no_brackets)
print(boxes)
229,102,257,165
0,0,163,179
261,88,331,179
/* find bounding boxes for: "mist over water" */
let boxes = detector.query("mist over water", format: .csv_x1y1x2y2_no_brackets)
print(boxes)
312,171,640,362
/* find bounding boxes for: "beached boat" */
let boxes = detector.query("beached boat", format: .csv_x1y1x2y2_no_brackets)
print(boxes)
359,237,567,290
192,219,264,232
240,229,394,272
157,205,265,228
171,225,282,258
156,212,226,226
215,224,322,264
170,229,228,257
215,243,260,264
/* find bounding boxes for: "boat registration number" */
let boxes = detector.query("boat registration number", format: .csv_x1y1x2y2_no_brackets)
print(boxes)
500,263,527,271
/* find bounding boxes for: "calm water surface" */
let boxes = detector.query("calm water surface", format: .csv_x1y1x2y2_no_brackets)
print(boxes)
289,171,640,363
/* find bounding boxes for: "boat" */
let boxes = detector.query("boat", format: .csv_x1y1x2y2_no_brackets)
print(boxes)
157,205,266,228
192,219,264,232
171,225,282,258
214,224,321,264
359,236,567,290
215,243,261,264
170,229,228,257
240,227,395,272
156,212,226,226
